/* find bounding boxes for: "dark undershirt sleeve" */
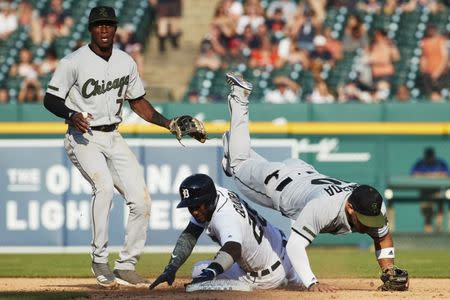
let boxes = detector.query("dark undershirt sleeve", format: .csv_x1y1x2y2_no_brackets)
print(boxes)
43,92,76,120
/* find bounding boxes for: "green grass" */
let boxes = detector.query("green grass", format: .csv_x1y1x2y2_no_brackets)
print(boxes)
0,248,449,278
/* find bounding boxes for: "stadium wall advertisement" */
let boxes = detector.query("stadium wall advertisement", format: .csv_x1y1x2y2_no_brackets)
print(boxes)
0,139,297,252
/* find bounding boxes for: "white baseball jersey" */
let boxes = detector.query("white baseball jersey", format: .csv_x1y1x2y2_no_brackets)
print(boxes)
46,44,145,126
234,157,389,243
191,186,286,273
224,89,389,245
49,44,150,271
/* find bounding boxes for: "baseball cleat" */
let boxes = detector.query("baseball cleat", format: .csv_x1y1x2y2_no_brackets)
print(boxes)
113,269,149,288
91,262,117,288
225,72,253,91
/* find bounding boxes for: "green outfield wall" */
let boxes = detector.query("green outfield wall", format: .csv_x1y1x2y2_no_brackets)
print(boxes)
1,102,450,243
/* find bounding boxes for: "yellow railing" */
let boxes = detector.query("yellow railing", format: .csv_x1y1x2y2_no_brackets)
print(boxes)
1,122,450,135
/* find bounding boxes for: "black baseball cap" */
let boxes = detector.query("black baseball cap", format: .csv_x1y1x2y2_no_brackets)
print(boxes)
348,185,385,228
89,6,118,25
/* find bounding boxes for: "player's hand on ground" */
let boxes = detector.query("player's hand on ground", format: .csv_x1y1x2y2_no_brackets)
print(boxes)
189,268,216,284
149,265,177,290
308,282,339,292
70,112,93,133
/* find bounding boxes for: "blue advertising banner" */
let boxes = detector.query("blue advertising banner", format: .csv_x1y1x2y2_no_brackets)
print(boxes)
0,139,294,252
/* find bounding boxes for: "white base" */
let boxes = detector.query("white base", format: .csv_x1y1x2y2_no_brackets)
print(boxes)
185,279,253,292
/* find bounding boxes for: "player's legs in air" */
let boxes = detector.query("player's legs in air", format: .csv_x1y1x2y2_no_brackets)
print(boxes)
223,72,283,208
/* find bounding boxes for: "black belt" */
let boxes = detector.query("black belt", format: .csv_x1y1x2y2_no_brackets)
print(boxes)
90,124,118,132
249,260,281,277
248,239,287,278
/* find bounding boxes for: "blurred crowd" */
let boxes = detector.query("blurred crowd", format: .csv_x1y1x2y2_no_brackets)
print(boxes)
0,0,146,104
190,0,449,104
0,0,448,104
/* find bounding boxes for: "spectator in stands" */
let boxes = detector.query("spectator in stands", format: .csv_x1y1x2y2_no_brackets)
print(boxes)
394,84,411,102
249,36,282,69
337,81,373,103
278,24,310,69
264,75,300,104
149,0,183,53
265,7,286,40
323,27,342,61
0,87,9,103
411,147,450,233
211,0,237,41
367,29,399,88
342,15,368,52
17,0,41,44
18,80,43,103
239,24,260,51
420,24,448,102
0,1,18,41
195,39,221,71
116,24,145,77
401,0,445,13
309,35,334,77
266,0,297,23
292,7,320,52
38,48,59,76
371,80,391,102
39,10,71,44
236,0,265,35
47,0,73,26
222,38,247,69
308,78,335,103
382,0,398,15
221,0,243,23
307,0,327,24
278,40,310,69
9,48,38,81
206,23,228,56
357,0,382,13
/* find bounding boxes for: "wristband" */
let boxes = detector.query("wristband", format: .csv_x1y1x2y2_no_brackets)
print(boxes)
376,247,395,260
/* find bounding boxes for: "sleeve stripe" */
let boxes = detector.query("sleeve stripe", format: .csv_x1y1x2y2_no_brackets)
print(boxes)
292,227,312,243
302,226,316,238
48,85,59,91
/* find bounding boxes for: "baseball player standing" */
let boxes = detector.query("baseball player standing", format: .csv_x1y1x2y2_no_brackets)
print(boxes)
149,174,300,290
221,72,409,292
43,6,206,288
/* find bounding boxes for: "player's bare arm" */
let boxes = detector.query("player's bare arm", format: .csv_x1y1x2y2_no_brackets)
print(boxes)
128,97,171,129
373,232,394,270
372,233,409,290
149,222,203,289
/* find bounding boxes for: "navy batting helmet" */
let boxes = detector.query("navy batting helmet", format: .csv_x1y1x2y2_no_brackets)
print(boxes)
177,174,217,208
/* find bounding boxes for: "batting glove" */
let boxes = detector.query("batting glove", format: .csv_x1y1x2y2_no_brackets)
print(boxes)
190,268,216,284
149,265,177,289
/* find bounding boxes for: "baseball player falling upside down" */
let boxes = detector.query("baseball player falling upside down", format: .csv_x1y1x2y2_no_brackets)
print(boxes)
221,72,409,292
43,6,206,288
149,174,300,290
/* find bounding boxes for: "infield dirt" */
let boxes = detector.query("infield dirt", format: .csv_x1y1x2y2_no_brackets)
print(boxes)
0,278,449,299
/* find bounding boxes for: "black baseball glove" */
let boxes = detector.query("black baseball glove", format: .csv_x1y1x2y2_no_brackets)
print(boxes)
378,266,409,291
169,115,207,143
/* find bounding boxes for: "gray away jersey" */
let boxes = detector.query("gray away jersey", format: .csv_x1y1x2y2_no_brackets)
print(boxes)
46,45,145,126
261,158,389,243
191,187,286,273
